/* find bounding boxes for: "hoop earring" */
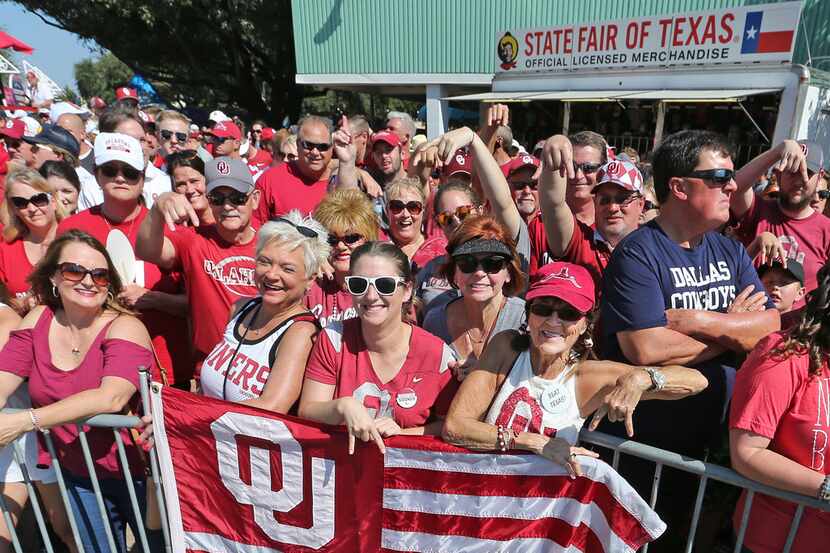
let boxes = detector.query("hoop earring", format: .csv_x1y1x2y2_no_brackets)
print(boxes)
52,284,58,298
106,290,115,304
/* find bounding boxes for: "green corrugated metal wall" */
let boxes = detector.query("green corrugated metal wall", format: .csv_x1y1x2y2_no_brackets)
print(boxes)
292,0,829,75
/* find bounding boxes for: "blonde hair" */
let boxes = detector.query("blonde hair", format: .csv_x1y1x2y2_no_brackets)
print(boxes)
256,210,330,277
313,188,379,241
385,176,425,203
3,167,66,243
156,110,191,127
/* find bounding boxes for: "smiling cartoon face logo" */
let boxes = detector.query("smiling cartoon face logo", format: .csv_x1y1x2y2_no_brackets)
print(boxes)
498,32,519,70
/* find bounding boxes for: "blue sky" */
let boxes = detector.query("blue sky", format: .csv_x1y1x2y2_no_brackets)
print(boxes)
0,3,100,89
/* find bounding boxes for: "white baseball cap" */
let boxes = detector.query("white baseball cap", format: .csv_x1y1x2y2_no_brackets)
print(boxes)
49,101,90,124
20,116,42,138
209,110,231,123
94,132,145,171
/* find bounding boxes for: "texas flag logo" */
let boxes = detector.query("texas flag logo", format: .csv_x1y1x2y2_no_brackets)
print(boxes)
740,11,795,54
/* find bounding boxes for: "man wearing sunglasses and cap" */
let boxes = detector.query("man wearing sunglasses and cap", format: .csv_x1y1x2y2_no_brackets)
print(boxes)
597,130,780,549
255,115,333,221
731,139,830,302
137,156,259,374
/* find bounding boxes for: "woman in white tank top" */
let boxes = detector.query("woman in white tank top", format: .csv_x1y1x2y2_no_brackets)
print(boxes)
444,262,708,478
200,212,328,413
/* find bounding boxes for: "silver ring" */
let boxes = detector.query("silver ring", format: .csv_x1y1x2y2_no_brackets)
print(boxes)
570,452,577,458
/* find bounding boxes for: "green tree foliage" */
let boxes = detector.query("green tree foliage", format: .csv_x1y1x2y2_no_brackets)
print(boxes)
13,0,303,120
74,53,132,104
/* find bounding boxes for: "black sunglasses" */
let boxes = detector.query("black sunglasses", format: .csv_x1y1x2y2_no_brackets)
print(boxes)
2,138,21,149
388,200,423,215
573,162,602,174
510,180,538,191
816,190,830,200
529,301,583,322
327,233,363,247
683,168,735,185
207,190,250,207
345,275,405,296
208,135,231,146
160,129,188,142
10,192,51,209
271,216,319,239
454,254,509,274
643,200,659,211
57,262,110,287
299,138,332,152
100,163,142,181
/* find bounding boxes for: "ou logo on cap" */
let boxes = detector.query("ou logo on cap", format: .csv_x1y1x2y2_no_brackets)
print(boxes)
4,121,12,129
216,160,231,175
455,154,466,165
605,161,622,175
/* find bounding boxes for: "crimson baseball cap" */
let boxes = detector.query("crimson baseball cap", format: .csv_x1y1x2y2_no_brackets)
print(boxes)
526,262,595,313
210,121,242,140
0,119,24,140
115,87,139,102
371,131,401,149
89,96,106,109
260,127,275,142
503,154,541,178
443,149,472,177
593,159,644,194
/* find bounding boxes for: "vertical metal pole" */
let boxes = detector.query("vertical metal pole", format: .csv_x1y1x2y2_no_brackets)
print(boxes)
43,433,85,553
642,463,663,553
562,101,571,136
611,449,620,471
76,426,118,553
781,504,805,553
0,483,23,553
11,440,53,553
653,101,666,149
684,475,708,553
733,491,755,553
112,430,149,553
139,368,172,552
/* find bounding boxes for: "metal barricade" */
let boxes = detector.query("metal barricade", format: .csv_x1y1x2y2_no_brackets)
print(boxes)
580,429,830,553
0,370,170,553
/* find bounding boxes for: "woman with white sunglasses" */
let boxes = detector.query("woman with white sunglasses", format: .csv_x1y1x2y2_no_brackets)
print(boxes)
299,241,456,453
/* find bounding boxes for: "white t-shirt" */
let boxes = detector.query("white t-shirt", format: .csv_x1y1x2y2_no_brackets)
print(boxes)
27,81,53,107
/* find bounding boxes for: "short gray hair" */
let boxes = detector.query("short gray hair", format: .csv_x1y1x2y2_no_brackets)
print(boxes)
298,115,333,136
386,111,415,138
256,210,331,277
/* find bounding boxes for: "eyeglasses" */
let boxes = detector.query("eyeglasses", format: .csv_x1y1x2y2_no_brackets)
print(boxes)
643,200,659,211
327,233,363,247
454,254,509,274
160,129,188,142
529,301,584,322
596,192,641,207
10,192,51,210
299,139,332,152
510,180,538,191
815,190,830,200
100,163,142,181
345,275,406,296
252,129,262,134
435,205,477,227
270,216,318,238
573,162,602,175
387,200,423,215
683,168,735,185
207,190,250,206
57,262,110,287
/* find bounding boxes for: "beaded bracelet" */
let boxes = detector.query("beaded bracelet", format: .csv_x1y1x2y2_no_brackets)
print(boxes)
496,425,506,451
28,409,43,432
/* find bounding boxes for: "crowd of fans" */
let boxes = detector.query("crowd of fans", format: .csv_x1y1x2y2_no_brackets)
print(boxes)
0,82,827,553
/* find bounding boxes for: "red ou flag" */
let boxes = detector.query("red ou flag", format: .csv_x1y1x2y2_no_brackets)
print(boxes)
151,386,664,552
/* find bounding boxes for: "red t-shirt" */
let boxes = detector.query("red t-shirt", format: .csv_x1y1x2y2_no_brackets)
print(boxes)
528,217,553,274
729,333,830,553
735,199,830,296
305,319,456,428
560,214,611,293
247,147,273,175
304,277,357,328
57,207,193,384
254,161,329,222
0,239,34,299
411,235,447,275
165,224,258,372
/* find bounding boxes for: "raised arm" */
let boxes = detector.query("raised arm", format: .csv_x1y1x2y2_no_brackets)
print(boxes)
331,115,359,190
539,135,578,257
136,192,194,271
732,139,807,218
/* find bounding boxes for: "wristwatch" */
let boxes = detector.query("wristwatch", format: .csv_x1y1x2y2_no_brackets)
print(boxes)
819,475,830,502
643,367,667,392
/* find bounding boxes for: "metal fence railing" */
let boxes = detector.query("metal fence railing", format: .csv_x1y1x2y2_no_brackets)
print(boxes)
0,370,824,552
579,429,830,553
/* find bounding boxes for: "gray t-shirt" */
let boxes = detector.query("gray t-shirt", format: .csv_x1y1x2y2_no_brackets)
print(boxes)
416,222,531,312
423,295,526,357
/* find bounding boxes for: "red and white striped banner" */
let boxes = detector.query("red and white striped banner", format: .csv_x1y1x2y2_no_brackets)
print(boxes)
151,386,665,552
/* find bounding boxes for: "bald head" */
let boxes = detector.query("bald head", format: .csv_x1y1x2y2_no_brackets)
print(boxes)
57,113,85,144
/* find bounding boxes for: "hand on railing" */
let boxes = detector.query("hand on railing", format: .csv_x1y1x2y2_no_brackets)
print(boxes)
135,414,154,451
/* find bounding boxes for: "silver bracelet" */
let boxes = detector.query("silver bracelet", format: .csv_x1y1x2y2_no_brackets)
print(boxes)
819,474,830,502
28,409,43,432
